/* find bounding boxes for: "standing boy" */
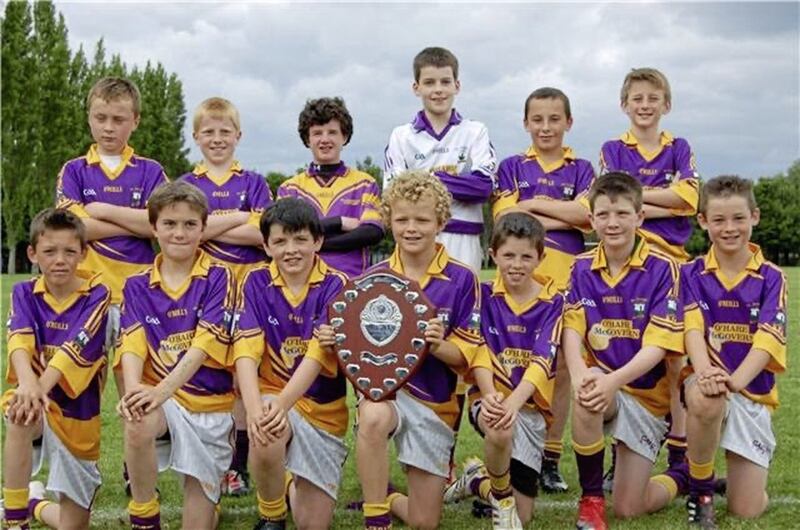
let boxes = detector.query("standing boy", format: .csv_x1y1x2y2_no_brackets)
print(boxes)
445,212,564,529
384,47,496,272
279,97,383,278
234,198,349,530
180,96,272,496
599,67,700,492
116,182,236,530
356,171,485,530
682,176,787,529
563,173,684,529
492,87,595,491
2,209,109,530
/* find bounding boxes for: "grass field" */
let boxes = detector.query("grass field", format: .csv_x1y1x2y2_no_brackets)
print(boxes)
1,269,798,529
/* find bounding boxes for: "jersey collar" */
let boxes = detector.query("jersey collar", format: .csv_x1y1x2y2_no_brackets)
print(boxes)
703,243,764,272
269,256,328,288
591,233,649,271
34,270,99,313
191,161,243,186
388,243,450,287
86,144,135,179
411,109,463,140
149,250,211,288
523,146,576,173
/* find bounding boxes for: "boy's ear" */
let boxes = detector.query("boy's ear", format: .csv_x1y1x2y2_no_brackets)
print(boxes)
412,81,420,96
565,116,574,131
751,207,761,226
697,212,708,230
635,208,645,227
26,245,37,265
132,113,141,132
262,243,272,258
488,247,497,265
313,235,324,253
454,79,461,94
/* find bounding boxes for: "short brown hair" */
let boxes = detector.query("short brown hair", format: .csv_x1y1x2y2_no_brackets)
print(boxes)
193,97,241,133
29,208,87,249
413,47,459,81
381,171,451,227
524,87,572,121
490,212,545,257
297,97,353,147
699,175,757,215
147,181,209,225
588,172,643,212
86,77,141,116
620,67,671,107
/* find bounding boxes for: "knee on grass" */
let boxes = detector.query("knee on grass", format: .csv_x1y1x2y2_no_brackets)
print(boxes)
686,389,726,424
123,413,163,449
357,402,395,440
728,490,768,519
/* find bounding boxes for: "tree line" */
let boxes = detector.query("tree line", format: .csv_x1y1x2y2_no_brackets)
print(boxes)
2,1,798,273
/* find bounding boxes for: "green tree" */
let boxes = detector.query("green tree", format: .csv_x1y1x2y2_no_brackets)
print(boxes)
266,171,288,197
753,161,800,265
1,0,37,273
68,44,93,154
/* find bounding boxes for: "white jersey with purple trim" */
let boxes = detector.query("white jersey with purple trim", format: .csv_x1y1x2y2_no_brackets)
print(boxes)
383,110,497,236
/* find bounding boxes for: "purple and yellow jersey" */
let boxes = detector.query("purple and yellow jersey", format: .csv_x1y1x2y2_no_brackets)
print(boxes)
3,272,110,460
180,161,272,280
599,131,699,261
493,146,595,288
232,257,348,437
474,274,564,425
681,244,787,410
56,144,168,303
369,244,484,429
277,163,382,278
115,251,235,413
563,236,684,416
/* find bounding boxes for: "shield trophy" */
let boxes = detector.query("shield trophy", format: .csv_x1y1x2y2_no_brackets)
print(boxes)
328,271,434,402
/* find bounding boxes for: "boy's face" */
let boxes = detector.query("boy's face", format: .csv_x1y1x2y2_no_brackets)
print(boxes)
489,236,541,291
27,229,86,290
265,225,322,280
152,202,205,263
308,119,345,165
88,96,140,156
193,116,240,167
524,97,573,155
389,193,444,258
622,80,670,131
590,195,644,252
698,195,759,255
413,66,460,119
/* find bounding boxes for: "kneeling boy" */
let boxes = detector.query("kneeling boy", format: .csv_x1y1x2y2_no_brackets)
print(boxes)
233,198,348,530
682,176,787,529
116,181,236,530
562,173,684,529
2,209,110,530
356,171,485,530
446,212,564,529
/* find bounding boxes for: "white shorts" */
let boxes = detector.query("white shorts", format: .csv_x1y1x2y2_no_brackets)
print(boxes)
604,390,668,463
30,418,101,510
720,393,775,469
105,303,121,354
156,399,234,503
437,232,483,272
469,399,547,473
389,390,455,478
261,395,348,500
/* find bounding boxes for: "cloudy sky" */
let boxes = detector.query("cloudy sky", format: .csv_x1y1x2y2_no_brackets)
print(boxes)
58,1,798,180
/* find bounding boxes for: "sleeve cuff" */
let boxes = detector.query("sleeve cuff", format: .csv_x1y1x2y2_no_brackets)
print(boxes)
752,330,786,374
49,350,104,398
305,339,338,377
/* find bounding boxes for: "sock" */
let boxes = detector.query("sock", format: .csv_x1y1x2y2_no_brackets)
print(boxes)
476,477,492,502
257,492,287,522
544,439,563,462
386,490,403,508
574,438,605,497
666,434,688,467
688,458,715,497
363,501,392,529
3,487,30,528
29,498,53,523
128,496,161,530
231,429,250,474
488,466,513,500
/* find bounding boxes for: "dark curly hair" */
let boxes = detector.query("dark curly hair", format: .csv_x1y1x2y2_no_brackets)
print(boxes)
297,97,353,147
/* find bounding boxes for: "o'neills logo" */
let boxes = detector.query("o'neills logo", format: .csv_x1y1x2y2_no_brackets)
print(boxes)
709,323,752,352
588,319,640,350
280,337,308,369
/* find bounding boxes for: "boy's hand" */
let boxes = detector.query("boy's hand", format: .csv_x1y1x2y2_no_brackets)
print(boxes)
257,400,288,441
493,392,526,431
317,324,336,349
479,392,507,426
247,407,271,447
8,380,48,425
340,217,360,232
121,384,167,419
424,318,446,353
697,366,730,397
578,372,617,413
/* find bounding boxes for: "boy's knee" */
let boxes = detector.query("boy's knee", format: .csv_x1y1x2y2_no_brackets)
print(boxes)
687,390,725,423
4,419,38,439
357,403,394,439
613,500,645,519
124,414,160,448
406,512,440,530
484,423,513,447
249,439,284,465
728,491,768,519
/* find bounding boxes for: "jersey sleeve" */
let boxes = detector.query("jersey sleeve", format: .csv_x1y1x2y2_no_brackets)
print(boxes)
55,162,89,217
522,295,563,399
491,157,520,217
435,124,496,204
669,138,700,216
232,271,266,363
116,283,149,366
383,128,408,190
305,275,346,377
642,261,684,354
574,160,597,224
447,272,485,370
142,163,169,204
598,141,619,175
680,265,705,333
562,270,588,337
358,179,383,227
6,284,38,383
752,267,788,373
48,285,110,398
191,266,235,367
250,173,273,212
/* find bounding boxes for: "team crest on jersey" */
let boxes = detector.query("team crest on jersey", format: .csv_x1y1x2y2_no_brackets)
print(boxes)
666,297,678,319
437,309,452,328
468,311,481,332
71,329,91,351
632,298,647,319
562,184,575,200
774,311,786,333
664,172,676,183
238,190,248,208
280,337,307,368
130,189,143,208
749,306,760,324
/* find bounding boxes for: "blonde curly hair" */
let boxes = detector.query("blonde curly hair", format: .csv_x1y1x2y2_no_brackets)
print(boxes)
381,170,452,227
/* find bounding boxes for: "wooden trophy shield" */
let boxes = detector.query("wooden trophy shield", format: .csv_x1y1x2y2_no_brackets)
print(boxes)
328,271,434,401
